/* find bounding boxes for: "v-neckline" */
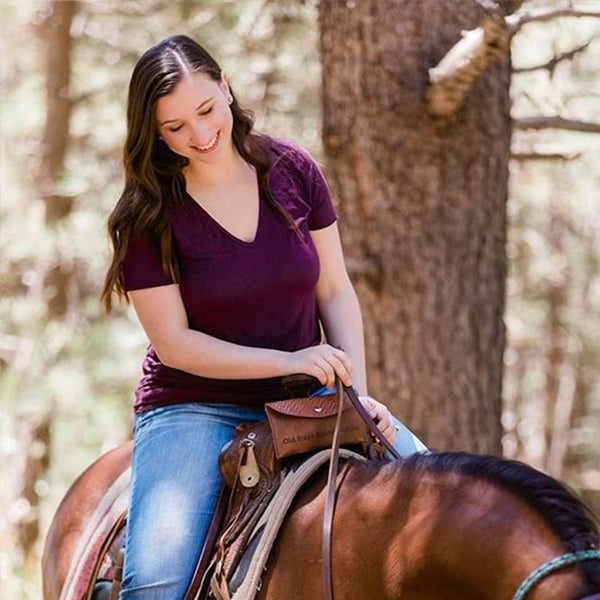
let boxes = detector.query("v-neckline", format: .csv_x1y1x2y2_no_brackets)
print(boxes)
184,170,263,247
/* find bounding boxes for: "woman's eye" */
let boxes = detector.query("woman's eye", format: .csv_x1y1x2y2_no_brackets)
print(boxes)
168,108,213,133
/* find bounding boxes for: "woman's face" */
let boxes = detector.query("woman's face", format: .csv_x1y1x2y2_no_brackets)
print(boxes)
155,71,233,163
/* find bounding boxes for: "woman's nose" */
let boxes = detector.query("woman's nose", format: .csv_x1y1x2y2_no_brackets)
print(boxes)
190,123,214,146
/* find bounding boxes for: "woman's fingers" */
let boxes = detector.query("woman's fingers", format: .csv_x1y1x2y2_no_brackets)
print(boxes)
360,396,377,419
328,353,352,387
380,421,398,444
331,348,353,377
315,347,352,388
313,356,335,388
359,396,398,444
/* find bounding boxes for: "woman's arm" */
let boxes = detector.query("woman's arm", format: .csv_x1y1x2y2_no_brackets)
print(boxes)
127,284,289,379
311,221,400,443
310,221,368,395
317,287,367,396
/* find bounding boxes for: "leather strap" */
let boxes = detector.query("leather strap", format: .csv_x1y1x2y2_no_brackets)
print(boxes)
343,383,402,459
322,375,402,600
183,484,230,600
82,508,127,600
108,548,125,600
322,381,345,600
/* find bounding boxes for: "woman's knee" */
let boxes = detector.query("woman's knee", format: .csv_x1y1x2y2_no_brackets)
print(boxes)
119,498,210,600
119,555,197,600
388,413,430,457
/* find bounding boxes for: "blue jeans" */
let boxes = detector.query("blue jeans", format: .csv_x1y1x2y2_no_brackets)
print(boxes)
119,395,428,599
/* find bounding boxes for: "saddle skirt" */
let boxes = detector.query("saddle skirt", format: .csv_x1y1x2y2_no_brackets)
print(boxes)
212,447,367,600
59,467,130,600
63,375,390,600
61,437,368,600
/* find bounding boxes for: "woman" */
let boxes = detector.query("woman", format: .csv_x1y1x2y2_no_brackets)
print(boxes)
101,34,428,600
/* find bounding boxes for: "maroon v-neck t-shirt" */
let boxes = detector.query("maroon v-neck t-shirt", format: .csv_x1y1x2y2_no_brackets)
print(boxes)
121,137,338,414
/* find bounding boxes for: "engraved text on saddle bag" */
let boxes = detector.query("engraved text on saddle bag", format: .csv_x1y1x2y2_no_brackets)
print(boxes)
264,380,371,459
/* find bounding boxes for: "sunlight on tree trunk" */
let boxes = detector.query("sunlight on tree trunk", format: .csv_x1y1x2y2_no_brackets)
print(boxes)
319,0,512,453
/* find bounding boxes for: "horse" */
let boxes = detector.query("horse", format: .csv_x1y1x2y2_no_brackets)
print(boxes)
42,444,600,600
258,451,600,599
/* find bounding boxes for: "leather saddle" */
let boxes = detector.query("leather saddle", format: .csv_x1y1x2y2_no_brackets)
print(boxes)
86,374,400,600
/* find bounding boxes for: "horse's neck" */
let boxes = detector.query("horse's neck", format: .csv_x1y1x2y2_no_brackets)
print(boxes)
355,466,587,600
259,461,587,600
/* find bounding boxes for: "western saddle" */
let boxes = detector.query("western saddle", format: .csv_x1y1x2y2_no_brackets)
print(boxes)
85,374,401,600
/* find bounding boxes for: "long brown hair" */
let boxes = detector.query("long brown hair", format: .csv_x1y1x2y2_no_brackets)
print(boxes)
100,34,302,313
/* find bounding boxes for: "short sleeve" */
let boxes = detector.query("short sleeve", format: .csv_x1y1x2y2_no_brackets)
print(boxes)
305,154,338,230
278,139,338,231
121,231,175,292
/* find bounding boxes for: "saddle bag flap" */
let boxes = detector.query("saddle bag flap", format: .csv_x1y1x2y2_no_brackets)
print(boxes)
264,393,371,459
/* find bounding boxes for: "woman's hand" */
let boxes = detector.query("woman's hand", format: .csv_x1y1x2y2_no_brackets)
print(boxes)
359,395,399,444
284,343,353,389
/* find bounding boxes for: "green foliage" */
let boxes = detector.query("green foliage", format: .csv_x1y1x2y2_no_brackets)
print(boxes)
1,1,322,596
1,0,599,597
505,0,600,489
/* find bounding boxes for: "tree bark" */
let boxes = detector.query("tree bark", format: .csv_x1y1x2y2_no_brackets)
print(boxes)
319,0,511,453
16,415,51,569
12,0,78,564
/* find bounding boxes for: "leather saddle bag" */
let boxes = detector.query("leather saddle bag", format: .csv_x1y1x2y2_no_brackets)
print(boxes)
264,380,371,459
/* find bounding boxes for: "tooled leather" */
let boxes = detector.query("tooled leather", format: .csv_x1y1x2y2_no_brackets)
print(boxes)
215,420,286,584
219,420,277,489
211,375,397,600
221,480,281,579
265,392,371,459
264,394,355,418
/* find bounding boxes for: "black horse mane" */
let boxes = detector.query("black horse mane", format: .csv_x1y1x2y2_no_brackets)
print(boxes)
378,450,600,590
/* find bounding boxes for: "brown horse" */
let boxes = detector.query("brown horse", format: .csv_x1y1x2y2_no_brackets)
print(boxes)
43,446,600,600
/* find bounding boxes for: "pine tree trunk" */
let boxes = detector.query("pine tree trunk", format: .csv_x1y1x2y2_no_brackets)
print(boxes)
12,0,78,564
319,0,511,453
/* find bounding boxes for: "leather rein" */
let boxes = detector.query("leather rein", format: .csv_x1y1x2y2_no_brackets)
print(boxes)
322,378,600,600
321,376,401,600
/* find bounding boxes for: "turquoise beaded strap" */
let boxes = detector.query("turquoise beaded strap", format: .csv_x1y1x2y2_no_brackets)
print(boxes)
512,549,600,600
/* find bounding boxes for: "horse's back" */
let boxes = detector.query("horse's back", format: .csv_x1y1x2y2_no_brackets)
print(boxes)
42,440,132,600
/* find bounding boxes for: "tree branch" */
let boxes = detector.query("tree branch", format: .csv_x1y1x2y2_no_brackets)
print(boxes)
514,116,600,133
505,5,600,35
512,35,599,74
427,14,511,118
510,150,582,161
426,3,600,120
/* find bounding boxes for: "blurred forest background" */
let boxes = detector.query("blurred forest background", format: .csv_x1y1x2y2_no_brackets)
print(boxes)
1,0,599,597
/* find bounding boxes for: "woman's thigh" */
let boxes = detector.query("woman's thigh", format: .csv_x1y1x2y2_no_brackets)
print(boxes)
119,402,266,600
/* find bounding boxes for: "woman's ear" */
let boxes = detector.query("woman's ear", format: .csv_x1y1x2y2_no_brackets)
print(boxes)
220,72,230,97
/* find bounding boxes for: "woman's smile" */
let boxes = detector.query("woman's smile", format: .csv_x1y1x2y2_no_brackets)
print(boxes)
192,130,219,153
